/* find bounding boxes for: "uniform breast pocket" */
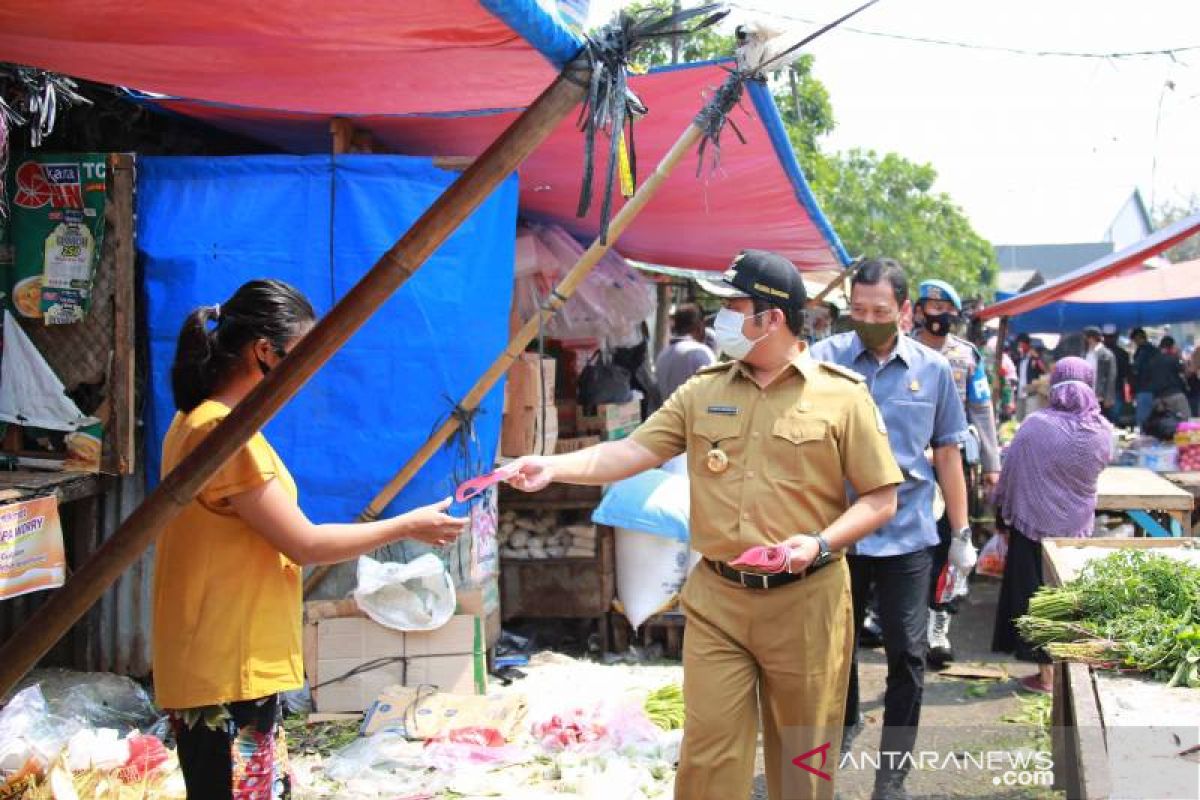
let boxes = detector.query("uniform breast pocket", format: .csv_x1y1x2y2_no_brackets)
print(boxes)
889,399,936,434
689,416,743,477
765,416,831,483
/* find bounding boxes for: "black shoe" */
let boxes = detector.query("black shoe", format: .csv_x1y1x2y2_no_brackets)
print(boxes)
871,774,911,800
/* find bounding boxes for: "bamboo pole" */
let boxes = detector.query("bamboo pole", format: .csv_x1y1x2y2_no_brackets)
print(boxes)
0,57,590,697
305,104,714,595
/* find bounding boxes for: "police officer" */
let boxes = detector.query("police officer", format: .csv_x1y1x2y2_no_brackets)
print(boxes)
508,250,903,800
811,259,969,800
912,279,998,667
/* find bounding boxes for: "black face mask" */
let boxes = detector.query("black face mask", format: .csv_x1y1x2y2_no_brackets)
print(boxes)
922,312,955,337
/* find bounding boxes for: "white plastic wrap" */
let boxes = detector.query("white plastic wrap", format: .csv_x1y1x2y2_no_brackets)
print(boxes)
514,223,656,341
352,553,456,632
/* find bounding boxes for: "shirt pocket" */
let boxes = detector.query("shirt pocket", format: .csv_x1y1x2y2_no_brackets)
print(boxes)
765,414,832,483
688,415,743,477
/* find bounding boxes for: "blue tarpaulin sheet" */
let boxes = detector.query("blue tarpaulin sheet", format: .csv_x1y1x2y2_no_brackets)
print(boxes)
138,154,518,524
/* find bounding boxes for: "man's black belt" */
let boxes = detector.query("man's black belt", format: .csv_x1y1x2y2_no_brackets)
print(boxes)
707,555,838,590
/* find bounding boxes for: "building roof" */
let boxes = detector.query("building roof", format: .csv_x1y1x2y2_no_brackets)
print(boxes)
994,243,1114,280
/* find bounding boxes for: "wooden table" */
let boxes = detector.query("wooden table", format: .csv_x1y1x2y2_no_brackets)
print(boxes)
1095,466,1194,536
1044,538,1200,800
1162,471,1200,536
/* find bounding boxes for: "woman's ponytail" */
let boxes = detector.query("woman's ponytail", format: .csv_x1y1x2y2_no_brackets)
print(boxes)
171,305,222,412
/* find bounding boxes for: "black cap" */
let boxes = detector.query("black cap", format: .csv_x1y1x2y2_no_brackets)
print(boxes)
696,249,808,312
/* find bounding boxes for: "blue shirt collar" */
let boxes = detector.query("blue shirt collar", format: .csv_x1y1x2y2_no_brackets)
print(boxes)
851,330,912,368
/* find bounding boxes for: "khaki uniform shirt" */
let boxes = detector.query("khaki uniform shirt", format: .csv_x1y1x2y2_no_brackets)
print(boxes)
631,348,903,562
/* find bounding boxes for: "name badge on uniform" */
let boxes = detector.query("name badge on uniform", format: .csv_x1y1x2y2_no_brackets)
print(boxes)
706,448,730,474
909,379,920,392
707,406,739,416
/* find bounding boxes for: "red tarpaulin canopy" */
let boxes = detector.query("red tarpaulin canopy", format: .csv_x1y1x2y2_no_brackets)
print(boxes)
144,61,849,271
1,2,849,271
978,211,1200,320
0,0,583,115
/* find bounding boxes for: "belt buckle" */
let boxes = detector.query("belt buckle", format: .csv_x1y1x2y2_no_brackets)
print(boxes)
739,570,770,590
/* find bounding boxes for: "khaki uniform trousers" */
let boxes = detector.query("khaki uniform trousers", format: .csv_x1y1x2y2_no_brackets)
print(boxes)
675,557,854,800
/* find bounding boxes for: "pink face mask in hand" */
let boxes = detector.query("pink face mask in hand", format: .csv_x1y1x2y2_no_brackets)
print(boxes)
729,544,790,574
454,464,520,503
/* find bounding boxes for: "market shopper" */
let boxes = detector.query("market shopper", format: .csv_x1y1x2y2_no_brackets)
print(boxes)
1102,324,1131,424
911,279,1001,668
153,279,466,799
992,357,1113,694
1147,335,1192,422
508,250,902,800
1083,325,1118,415
810,259,970,800
655,302,716,399
1130,327,1158,427
1013,333,1046,422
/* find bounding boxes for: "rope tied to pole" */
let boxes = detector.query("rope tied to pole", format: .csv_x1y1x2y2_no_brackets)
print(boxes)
574,3,729,243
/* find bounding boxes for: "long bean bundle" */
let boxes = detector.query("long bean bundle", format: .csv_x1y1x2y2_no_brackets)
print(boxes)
1016,550,1200,687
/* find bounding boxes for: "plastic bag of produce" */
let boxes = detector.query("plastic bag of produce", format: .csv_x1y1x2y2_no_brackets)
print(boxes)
976,533,1007,578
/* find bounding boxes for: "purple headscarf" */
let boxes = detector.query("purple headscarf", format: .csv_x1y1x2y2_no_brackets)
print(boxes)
994,357,1114,541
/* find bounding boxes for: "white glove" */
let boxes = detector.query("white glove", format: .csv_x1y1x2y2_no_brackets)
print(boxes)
949,529,977,572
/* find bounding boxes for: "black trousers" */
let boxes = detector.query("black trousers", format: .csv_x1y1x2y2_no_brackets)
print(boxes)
845,550,933,783
173,695,289,799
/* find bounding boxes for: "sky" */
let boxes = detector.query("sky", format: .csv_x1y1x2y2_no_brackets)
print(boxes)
586,0,1200,246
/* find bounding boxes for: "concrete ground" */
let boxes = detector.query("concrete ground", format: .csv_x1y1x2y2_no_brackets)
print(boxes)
751,577,1060,800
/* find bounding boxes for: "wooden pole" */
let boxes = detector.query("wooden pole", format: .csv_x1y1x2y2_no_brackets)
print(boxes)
305,115,710,595
0,57,590,697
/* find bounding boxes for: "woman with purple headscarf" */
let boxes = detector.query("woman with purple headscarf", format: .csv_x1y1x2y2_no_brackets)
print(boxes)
991,357,1113,693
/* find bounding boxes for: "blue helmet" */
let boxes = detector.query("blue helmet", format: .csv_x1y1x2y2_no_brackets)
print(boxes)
917,279,962,312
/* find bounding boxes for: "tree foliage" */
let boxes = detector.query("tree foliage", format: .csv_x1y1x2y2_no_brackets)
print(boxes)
1152,194,1200,263
621,0,996,296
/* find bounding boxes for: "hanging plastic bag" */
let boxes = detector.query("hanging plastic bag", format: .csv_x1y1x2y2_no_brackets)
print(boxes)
577,350,633,407
976,533,1007,578
353,553,456,632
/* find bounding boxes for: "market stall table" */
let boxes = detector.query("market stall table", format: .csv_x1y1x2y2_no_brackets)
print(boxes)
1162,471,1200,536
1043,538,1200,800
1095,466,1194,537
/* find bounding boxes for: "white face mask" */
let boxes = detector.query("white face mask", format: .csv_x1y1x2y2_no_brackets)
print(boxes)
713,307,769,360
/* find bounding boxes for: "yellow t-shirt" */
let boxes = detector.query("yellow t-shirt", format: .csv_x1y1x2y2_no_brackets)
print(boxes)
152,400,303,709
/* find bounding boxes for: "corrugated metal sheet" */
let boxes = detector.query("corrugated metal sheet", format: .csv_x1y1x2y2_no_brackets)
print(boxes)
0,471,153,680
96,469,152,677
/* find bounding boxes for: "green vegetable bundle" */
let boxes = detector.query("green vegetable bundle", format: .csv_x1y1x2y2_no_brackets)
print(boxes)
1016,550,1200,687
645,683,685,730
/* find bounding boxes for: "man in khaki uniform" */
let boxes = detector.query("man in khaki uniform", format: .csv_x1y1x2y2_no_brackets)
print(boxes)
508,250,902,800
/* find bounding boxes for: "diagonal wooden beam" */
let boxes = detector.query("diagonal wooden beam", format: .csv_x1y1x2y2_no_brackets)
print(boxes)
0,55,590,697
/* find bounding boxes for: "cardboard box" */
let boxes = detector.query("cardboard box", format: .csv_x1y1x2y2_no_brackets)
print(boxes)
554,435,601,454
577,399,641,441
504,353,556,412
362,686,528,738
306,612,486,713
501,403,558,456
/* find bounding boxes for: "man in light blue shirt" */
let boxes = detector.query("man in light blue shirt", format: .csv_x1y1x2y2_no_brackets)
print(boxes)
811,258,969,800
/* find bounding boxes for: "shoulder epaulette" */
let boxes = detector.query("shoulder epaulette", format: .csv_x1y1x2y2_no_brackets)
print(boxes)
950,333,985,363
696,360,737,375
818,361,866,383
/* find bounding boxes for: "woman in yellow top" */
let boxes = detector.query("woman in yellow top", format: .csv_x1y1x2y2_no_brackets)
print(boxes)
153,279,464,799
